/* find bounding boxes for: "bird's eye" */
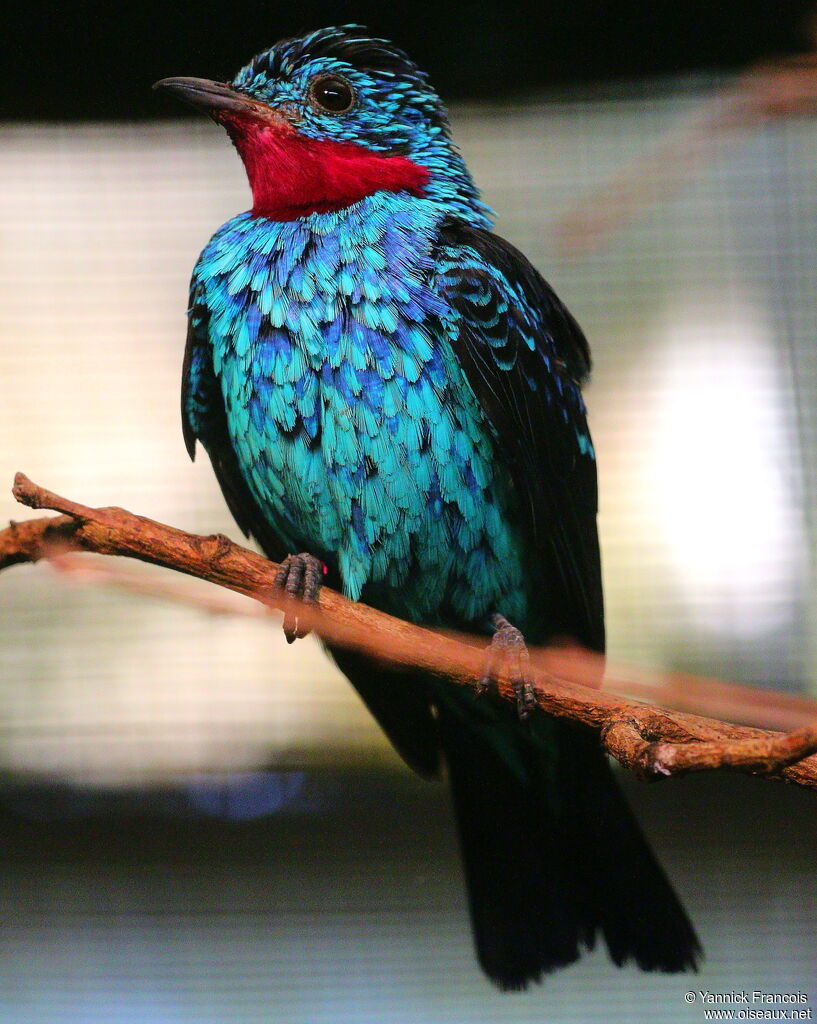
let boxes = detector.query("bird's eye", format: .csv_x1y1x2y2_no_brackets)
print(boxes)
310,75,355,114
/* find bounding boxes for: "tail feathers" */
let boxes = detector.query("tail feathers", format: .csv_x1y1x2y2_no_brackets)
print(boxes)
436,698,701,990
440,720,580,988
560,722,702,973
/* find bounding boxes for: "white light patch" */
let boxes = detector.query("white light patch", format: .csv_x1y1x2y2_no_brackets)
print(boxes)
645,307,802,635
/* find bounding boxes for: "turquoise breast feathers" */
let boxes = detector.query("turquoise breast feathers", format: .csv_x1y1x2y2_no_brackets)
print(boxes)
187,192,527,625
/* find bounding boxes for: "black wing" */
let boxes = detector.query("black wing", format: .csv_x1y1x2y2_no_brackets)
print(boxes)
432,220,604,652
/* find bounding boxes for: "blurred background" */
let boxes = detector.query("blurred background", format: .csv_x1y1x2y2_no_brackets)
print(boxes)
1,2,817,1021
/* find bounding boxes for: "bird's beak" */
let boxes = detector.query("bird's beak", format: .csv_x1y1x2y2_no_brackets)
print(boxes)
153,77,287,128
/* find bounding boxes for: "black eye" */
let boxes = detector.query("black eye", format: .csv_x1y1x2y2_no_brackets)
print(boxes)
310,75,355,114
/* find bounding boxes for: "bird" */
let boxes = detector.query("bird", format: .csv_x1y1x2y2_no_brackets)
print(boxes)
155,25,701,990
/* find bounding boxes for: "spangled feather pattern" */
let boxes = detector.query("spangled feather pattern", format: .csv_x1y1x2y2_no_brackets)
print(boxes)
178,25,700,985
432,221,604,651
184,194,528,628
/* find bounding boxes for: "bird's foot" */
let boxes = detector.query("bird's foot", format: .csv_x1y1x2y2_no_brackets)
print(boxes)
274,552,324,643
478,613,537,720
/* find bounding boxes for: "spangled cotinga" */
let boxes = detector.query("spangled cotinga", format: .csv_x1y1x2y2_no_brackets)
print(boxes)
155,26,700,989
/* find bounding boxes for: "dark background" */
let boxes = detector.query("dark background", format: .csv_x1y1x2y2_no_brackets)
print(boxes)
6,0,816,120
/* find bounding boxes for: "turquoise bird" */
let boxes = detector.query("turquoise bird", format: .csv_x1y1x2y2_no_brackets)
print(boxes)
155,25,700,989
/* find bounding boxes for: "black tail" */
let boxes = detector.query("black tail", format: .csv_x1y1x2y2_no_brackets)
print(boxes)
436,696,702,990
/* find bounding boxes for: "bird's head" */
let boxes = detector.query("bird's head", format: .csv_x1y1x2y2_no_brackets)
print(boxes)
155,25,489,225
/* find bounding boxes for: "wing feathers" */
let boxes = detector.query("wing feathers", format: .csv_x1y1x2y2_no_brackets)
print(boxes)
432,220,604,651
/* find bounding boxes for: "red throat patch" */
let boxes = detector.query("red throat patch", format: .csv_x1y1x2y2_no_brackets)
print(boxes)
220,117,430,220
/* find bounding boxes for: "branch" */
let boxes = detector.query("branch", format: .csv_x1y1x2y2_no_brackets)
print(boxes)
4,472,817,791
41,554,817,732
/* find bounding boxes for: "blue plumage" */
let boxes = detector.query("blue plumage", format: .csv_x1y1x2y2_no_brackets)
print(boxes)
159,25,700,989
188,194,527,623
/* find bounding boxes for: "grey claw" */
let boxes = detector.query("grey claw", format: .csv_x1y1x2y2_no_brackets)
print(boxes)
514,681,537,721
481,613,536,719
273,552,324,642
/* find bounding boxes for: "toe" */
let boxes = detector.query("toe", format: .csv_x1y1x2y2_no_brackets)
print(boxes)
514,681,537,720
284,556,305,598
301,556,323,605
274,555,292,592
480,614,536,717
273,553,324,643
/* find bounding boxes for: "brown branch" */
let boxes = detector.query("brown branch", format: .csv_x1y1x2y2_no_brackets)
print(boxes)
43,553,817,733
4,472,817,791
